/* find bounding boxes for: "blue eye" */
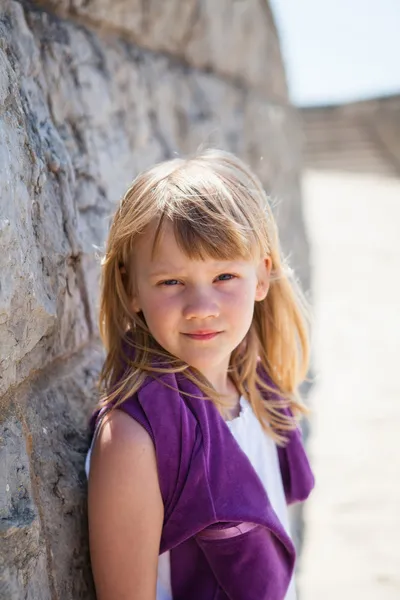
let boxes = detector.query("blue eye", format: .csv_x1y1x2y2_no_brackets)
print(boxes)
160,279,180,286
217,273,235,281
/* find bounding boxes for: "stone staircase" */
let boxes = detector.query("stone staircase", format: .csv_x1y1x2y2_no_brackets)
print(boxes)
300,95,400,178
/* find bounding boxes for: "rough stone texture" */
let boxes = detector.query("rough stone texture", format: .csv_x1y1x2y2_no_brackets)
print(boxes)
0,1,309,596
0,415,51,600
0,344,103,599
22,343,104,599
33,0,288,100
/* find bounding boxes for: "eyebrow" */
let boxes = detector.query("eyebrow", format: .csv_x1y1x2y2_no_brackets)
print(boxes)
148,267,185,278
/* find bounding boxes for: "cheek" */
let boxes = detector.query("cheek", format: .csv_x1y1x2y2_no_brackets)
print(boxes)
238,295,256,324
229,279,256,306
224,286,256,322
141,292,178,327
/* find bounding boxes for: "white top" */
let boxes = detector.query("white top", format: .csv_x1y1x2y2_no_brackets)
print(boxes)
227,396,297,600
85,396,296,600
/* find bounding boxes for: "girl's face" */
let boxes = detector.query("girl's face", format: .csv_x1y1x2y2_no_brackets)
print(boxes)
130,221,271,380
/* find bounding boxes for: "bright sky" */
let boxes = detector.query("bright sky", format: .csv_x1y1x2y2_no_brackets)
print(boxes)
270,0,400,106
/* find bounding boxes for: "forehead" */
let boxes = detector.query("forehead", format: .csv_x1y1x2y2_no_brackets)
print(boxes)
133,220,253,273
134,219,178,260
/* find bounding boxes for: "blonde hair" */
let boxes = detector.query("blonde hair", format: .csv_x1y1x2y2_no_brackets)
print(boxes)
98,149,310,444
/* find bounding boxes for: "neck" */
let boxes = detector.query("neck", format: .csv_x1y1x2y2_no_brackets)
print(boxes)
199,363,240,420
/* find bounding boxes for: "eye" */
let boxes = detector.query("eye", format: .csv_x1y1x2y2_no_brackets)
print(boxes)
216,273,236,282
159,279,181,286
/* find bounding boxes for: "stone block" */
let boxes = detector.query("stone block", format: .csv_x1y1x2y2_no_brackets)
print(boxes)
0,415,52,600
0,4,92,395
32,0,288,99
20,343,104,599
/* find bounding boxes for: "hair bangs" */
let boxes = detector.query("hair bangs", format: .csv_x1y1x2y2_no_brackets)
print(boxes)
151,184,262,262
174,216,251,262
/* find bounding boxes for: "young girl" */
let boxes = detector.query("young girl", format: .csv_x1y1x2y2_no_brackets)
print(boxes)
85,149,314,600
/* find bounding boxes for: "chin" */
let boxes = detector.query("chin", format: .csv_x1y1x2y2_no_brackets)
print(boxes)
185,352,230,370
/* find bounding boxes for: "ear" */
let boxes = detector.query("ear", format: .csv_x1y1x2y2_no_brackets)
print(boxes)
255,257,272,302
131,296,141,313
120,265,141,313
129,280,141,313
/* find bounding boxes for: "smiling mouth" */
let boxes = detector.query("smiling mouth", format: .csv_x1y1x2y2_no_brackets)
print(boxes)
182,331,221,341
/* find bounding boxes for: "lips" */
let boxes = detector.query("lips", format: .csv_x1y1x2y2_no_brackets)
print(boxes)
183,331,220,340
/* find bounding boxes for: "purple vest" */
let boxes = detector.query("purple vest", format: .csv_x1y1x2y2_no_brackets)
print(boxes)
90,368,314,600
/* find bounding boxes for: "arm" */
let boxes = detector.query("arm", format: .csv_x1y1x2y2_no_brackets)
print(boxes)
88,409,163,600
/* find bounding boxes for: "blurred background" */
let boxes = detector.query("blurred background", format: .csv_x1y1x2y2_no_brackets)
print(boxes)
271,1,400,598
1,1,399,598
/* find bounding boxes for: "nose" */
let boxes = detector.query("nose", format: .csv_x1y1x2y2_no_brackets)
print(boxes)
182,287,220,321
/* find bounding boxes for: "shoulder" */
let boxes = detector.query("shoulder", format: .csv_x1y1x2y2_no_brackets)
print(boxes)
88,409,162,533
118,372,199,438
95,408,153,453
115,373,204,508
89,408,157,486
92,371,201,460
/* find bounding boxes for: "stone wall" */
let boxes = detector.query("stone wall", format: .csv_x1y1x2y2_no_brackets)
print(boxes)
0,1,309,597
